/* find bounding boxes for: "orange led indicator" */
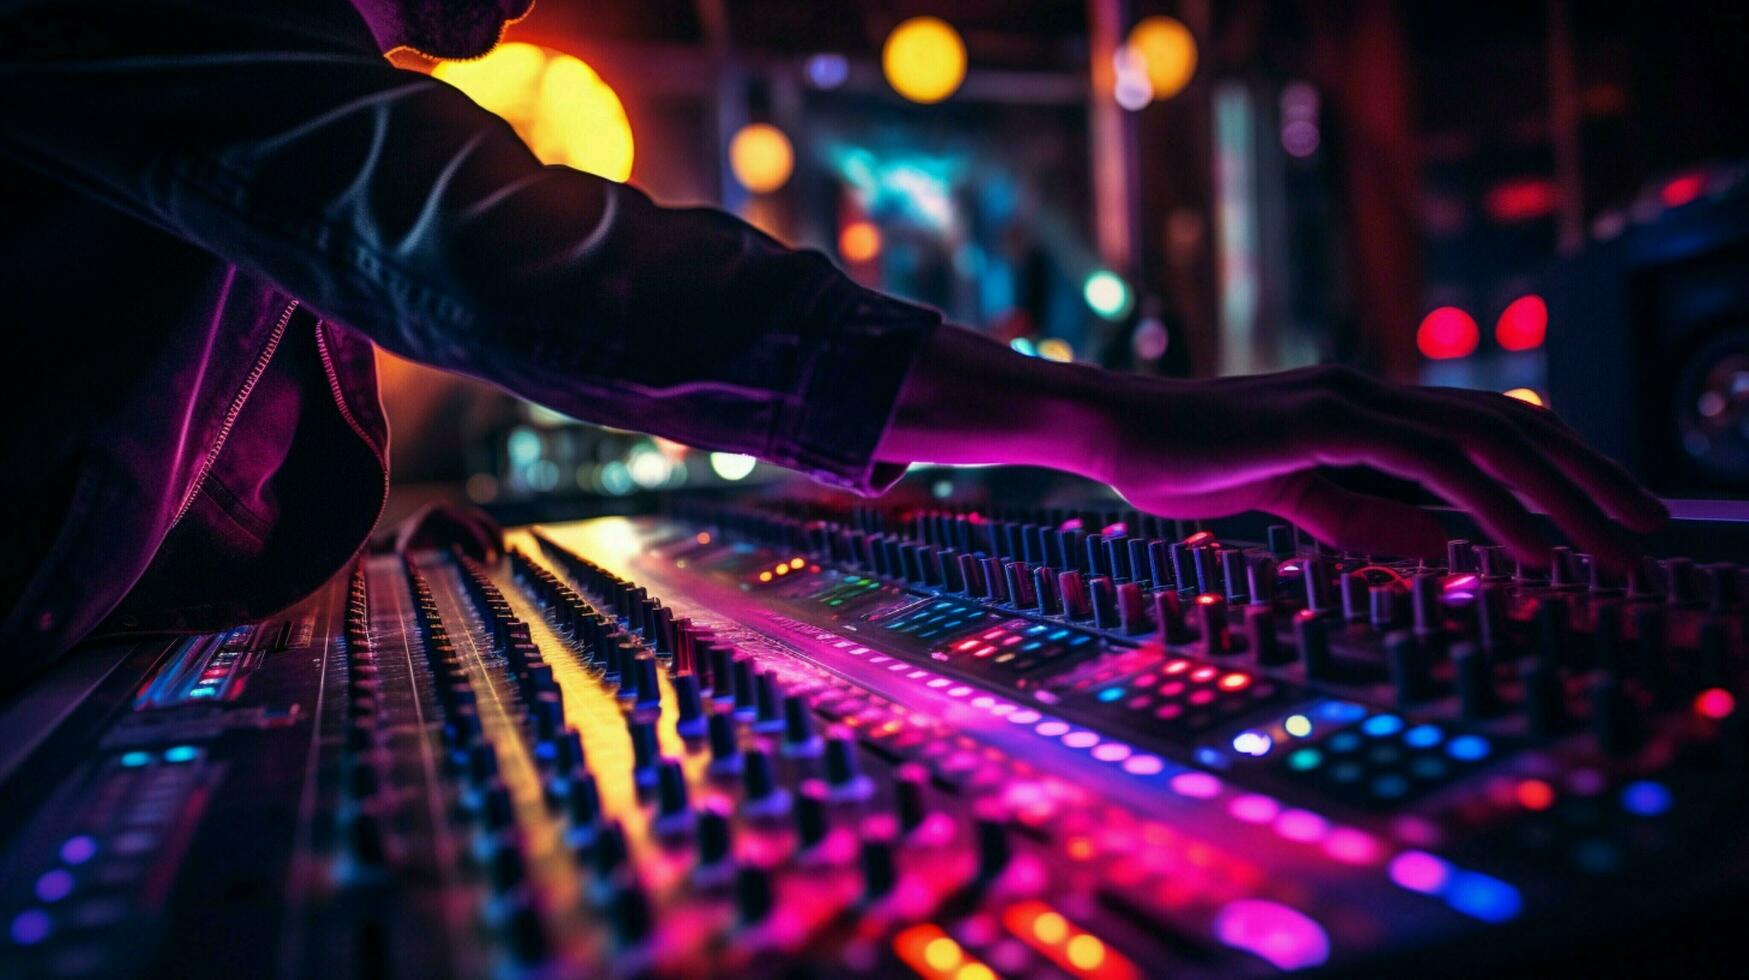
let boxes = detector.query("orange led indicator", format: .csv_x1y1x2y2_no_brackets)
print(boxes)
696,532,712,544
1002,901,1138,980
790,557,806,569
758,571,773,582
893,923,1000,980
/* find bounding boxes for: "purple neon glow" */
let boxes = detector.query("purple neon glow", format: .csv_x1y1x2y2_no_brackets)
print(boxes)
1323,828,1384,866
1213,899,1331,970
1228,794,1281,824
1388,850,1452,894
1274,809,1330,843
1123,754,1166,775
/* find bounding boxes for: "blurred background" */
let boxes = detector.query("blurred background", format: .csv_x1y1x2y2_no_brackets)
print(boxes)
376,0,1749,526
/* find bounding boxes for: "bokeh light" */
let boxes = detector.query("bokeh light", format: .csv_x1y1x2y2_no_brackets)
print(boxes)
1495,295,1548,351
1125,16,1197,101
1503,387,1545,407
709,452,757,481
729,123,795,194
883,17,967,104
839,220,882,262
1083,270,1134,320
1416,306,1479,360
433,43,633,181
1038,338,1075,362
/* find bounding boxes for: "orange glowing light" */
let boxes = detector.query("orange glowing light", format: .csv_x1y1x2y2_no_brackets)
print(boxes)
1515,779,1555,811
839,220,883,263
1195,594,1221,606
1503,387,1545,407
1125,16,1197,100
893,924,997,980
1003,901,1138,980
728,122,794,194
1217,672,1252,692
883,16,967,104
773,564,789,576
758,571,773,582
789,557,806,570
696,532,712,544
433,43,633,181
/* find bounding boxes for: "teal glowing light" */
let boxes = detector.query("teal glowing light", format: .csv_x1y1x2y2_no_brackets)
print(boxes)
1083,270,1134,320
1009,337,1037,356
120,751,152,768
163,745,199,763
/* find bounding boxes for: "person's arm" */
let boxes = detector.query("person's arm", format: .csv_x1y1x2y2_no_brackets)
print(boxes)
0,0,933,493
880,325,1667,569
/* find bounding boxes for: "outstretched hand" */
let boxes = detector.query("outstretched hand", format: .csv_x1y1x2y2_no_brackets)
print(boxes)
878,326,1665,568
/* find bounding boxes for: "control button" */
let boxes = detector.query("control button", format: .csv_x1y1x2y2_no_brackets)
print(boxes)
861,838,898,899
823,733,872,799
1116,582,1150,635
609,881,653,945
1295,614,1333,680
795,792,829,851
1196,594,1232,655
697,807,732,867
1386,631,1431,706
633,656,661,708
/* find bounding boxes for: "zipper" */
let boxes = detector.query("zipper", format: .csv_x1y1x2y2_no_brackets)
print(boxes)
169,299,299,531
314,319,391,520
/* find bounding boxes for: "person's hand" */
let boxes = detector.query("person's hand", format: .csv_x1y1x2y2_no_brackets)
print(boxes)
378,502,503,562
879,326,1666,568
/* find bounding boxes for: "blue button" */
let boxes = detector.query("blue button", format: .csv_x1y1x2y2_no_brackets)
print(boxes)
1445,872,1523,922
1620,780,1672,817
1361,714,1404,737
1404,724,1443,748
1446,734,1491,761
162,745,199,764
119,751,152,768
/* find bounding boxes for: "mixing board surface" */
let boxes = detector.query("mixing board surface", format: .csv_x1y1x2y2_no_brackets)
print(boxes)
4,502,1749,977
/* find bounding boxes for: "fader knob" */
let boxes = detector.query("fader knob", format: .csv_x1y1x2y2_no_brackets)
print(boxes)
1295,613,1333,680
1386,631,1431,706
1034,566,1063,615
781,695,821,757
896,766,930,834
1197,594,1232,655
633,656,661,708
656,760,691,821
795,793,829,850
673,673,707,738
609,881,653,944
590,821,629,877
1116,582,1151,635
975,817,1011,882
707,713,743,774
566,772,603,828
1246,607,1286,665
1058,571,1092,620
1089,575,1119,629
754,672,783,732
697,808,732,866
1005,562,1037,608
735,865,775,924
862,839,898,899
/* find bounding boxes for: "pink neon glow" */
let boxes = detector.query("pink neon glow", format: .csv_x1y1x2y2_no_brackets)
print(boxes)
1443,574,1479,591
1035,720,1070,737
1388,850,1451,894
1101,522,1129,536
1058,517,1084,531
1274,809,1329,843
1008,709,1042,725
1323,828,1384,866
1123,754,1166,775
947,685,973,698
1213,900,1331,971
1091,742,1132,763
1170,772,1223,799
1696,687,1736,720
1228,794,1281,825
1062,730,1101,749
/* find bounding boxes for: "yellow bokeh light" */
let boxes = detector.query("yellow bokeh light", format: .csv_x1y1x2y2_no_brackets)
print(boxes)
1126,16,1197,100
839,220,883,263
883,16,967,104
433,42,634,181
728,123,795,194
1037,338,1074,362
1503,387,1546,407
1065,934,1107,970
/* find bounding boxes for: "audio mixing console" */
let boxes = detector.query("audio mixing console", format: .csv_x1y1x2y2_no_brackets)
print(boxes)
4,500,1749,977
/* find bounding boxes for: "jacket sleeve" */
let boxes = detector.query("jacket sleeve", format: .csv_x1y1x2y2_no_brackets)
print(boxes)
0,0,937,493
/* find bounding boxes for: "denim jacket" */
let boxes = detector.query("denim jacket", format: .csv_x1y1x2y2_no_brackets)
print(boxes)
0,0,938,675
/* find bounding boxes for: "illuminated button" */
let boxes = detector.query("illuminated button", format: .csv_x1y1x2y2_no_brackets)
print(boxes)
34,870,73,903
1388,850,1450,894
9,909,51,946
163,745,199,764
59,837,97,865
1446,735,1491,761
1231,730,1272,757
1284,714,1313,738
1213,899,1330,971
1097,687,1124,702
1445,871,1522,922
1287,748,1323,771
1620,780,1672,817
120,751,152,768
1361,714,1404,737
1403,724,1443,749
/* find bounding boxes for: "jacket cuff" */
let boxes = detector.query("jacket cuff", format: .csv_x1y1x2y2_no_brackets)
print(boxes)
766,284,941,496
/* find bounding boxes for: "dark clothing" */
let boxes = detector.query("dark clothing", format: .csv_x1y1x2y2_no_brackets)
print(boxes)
0,0,937,674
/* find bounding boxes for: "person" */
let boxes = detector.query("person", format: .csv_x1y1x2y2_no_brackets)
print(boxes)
0,0,1664,677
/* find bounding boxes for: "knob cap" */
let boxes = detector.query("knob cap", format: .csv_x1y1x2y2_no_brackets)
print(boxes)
975,817,1011,881
697,808,732,866
1386,631,1430,706
795,793,829,850
1246,606,1286,665
707,712,742,774
735,865,775,924
861,839,897,899
673,673,706,738
609,881,653,944
781,695,821,756
1295,613,1333,680
1058,571,1092,620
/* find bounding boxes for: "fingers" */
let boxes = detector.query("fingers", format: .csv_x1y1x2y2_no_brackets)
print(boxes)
1296,402,1557,564
1371,388,1641,569
1439,388,1667,532
1260,472,1447,558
